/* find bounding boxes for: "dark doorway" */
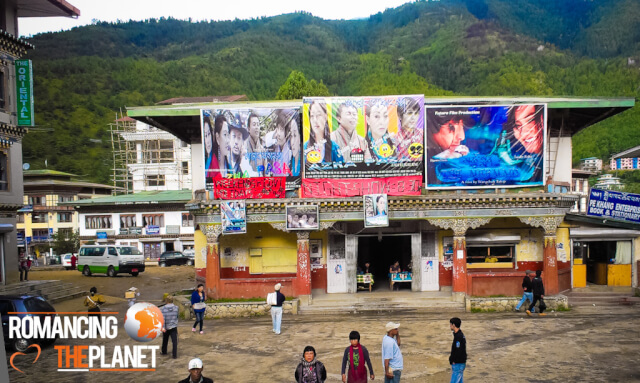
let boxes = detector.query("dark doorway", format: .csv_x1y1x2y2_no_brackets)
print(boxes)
585,241,616,285
165,242,175,252
358,235,412,291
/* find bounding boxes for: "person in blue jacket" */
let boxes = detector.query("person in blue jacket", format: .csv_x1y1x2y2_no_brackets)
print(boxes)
191,284,206,334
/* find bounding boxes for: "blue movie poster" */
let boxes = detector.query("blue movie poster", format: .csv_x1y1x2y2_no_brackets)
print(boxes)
425,105,546,189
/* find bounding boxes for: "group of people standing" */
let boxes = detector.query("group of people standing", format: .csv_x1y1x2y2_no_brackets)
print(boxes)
304,97,423,165
293,319,466,383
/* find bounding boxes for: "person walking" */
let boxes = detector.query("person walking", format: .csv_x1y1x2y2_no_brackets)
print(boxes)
295,345,327,383
341,330,375,383
178,358,214,383
191,284,206,334
515,270,534,312
449,317,467,383
160,296,179,359
84,287,106,317
527,270,547,316
70,253,77,270
18,256,29,282
382,322,403,383
271,283,285,335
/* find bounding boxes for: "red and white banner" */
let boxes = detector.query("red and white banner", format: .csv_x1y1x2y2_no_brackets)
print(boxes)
301,176,422,198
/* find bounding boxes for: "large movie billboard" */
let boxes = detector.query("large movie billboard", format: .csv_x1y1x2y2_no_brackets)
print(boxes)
425,104,546,189
202,108,301,192
302,95,425,179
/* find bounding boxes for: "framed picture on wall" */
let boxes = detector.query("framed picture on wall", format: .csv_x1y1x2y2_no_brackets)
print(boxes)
364,193,389,228
286,205,319,230
310,239,322,268
220,200,246,234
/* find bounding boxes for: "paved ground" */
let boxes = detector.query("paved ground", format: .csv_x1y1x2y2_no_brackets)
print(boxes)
5,268,640,382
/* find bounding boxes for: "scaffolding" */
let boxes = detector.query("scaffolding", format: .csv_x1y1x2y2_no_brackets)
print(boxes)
110,110,192,194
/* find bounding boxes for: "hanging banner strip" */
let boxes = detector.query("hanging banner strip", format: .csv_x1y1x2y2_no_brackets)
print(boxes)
301,176,422,198
214,177,286,199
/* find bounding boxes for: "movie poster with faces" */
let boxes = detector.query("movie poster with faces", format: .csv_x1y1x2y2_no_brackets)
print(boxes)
220,200,246,234
302,95,425,179
201,108,302,191
425,104,546,189
286,205,319,230
363,193,389,228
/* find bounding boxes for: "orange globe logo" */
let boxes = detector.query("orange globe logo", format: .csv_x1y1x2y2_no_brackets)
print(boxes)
124,302,164,342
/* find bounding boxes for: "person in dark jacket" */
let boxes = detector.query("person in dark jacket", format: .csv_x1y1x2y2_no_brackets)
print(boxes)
178,358,213,383
295,345,327,383
341,330,374,383
449,317,466,383
515,270,534,312
527,270,547,316
191,284,206,334
271,283,286,334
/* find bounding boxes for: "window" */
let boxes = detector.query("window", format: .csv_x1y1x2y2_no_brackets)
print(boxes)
28,196,46,206
142,214,164,227
80,247,106,256
32,229,49,241
119,214,137,228
182,213,194,227
58,195,74,203
0,65,6,110
0,300,14,316
17,214,24,223
58,212,72,223
85,215,112,229
182,161,189,174
32,213,48,223
146,174,165,187
0,150,8,191
467,245,514,264
143,140,174,164
58,228,73,238
108,247,117,256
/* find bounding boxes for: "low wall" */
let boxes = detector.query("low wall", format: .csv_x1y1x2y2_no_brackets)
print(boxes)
174,295,298,319
466,295,569,312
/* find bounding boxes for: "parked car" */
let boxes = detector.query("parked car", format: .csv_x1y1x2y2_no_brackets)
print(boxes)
61,253,77,270
77,245,145,277
0,295,57,352
158,251,194,267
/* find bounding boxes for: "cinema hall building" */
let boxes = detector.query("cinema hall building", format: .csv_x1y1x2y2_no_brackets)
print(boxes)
127,96,637,302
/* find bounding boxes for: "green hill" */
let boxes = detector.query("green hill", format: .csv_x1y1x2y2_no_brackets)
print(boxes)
22,0,640,183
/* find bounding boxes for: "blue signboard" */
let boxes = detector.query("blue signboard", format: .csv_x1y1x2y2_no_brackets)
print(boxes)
587,188,640,224
97,232,108,239
146,225,160,235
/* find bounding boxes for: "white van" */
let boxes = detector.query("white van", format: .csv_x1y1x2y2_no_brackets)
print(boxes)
77,245,145,277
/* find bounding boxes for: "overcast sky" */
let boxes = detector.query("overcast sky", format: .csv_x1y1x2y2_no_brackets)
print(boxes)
18,0,414,37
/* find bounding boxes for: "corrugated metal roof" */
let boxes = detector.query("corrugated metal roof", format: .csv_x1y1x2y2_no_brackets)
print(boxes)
62,190,192,206
611,145,640,159
24,169,77,177
156,95,248,105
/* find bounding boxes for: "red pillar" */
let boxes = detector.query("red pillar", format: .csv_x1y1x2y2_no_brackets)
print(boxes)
205,241,221,299
543,235,559,295
452,236,468,294
295,234,311,297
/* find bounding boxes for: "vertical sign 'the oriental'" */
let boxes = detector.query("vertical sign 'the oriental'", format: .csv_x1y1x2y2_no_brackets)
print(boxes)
15,59,34,126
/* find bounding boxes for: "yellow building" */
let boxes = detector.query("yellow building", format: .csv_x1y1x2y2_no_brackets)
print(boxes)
16,170,117,258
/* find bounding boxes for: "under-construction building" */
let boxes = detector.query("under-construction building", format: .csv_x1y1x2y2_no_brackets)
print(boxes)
110,114,192,194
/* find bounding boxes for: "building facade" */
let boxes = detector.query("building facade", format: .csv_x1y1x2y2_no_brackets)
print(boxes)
65,190,195,259
127,96,637,302
16,169,115,258
580,157,602,172
0,0,79,284
610,145,640,170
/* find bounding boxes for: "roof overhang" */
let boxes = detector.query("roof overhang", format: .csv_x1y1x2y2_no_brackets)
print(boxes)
565,213,640,231
16,0,80,18
611,145,640,160
126,97,635,145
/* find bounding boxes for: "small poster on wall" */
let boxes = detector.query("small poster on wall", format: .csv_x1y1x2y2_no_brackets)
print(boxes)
286,205,319,230
310,239,323,269
220,200,246,234
363,193,389,228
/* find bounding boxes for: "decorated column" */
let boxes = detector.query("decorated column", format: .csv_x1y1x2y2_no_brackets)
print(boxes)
295,231,312,297
519,216,564,296
428,218,490,295
202,224,223,299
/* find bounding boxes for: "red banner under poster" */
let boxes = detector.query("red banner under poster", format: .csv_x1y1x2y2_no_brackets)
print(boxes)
301,176,422,198
214,177,286,199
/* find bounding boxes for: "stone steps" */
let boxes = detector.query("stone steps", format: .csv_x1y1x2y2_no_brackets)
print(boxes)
565,291,639,307
0,280,86,304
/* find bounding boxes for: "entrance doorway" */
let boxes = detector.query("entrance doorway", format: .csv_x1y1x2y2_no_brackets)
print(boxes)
574,240,632,286
358,235,412,291
144,242,161,259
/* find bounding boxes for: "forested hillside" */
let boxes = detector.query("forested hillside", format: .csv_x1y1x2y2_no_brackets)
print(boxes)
23,0,640,183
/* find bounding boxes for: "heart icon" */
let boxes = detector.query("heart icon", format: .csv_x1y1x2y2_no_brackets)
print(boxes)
10,344,41,374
